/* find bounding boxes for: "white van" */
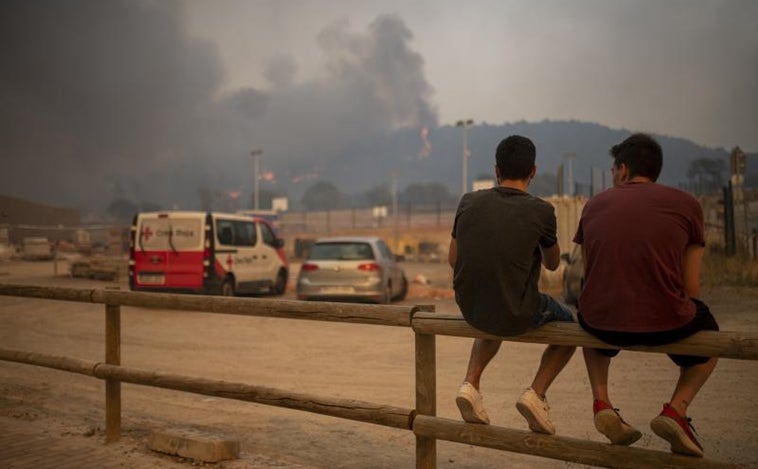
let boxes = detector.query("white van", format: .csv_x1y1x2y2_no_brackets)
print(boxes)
129,211,289,296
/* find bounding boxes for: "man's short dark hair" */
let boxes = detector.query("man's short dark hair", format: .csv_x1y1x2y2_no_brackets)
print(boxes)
496,135,536,180
610,133,663,181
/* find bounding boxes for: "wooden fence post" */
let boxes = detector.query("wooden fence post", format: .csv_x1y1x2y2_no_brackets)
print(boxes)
105,291,121,443
414,305,436,469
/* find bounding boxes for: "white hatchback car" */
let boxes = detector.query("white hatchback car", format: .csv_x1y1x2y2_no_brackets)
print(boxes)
296,236,408,304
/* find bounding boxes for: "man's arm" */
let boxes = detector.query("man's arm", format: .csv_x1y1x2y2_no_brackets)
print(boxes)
541,242,561,271
683,244,704,298
448,238,457,269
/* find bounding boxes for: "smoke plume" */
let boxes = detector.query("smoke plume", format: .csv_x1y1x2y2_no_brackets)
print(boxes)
0,2,438,213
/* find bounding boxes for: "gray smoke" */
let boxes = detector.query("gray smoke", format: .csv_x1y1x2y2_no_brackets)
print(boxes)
236,14,439,183
0,2,438,213
317,14,437,129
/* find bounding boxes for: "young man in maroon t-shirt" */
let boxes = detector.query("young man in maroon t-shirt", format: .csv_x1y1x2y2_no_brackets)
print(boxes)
574,133,719,457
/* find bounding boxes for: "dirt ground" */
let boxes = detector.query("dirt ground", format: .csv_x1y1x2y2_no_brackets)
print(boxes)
0,259,757,468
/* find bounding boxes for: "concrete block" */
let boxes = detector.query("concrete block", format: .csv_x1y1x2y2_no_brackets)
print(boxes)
148,428,240,463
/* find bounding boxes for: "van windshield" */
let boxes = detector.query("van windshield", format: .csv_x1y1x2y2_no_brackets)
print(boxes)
138,218,203,250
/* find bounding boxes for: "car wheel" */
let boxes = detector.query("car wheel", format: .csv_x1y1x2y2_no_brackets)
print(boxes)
393,275,408,301
221,278,235,296
380,283,392,304
274,268,287,295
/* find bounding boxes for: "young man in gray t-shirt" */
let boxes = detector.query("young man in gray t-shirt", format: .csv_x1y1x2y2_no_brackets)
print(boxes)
449,135,576,434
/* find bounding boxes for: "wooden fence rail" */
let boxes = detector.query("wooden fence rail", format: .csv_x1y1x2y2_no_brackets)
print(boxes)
0,283,754,468
413,312,758,361
0,348,416,431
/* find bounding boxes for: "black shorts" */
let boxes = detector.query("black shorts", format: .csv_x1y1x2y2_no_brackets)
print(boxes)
578,298,719,367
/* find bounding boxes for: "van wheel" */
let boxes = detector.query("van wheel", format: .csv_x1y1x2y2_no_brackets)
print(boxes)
221,279,235,297
273,269,287,295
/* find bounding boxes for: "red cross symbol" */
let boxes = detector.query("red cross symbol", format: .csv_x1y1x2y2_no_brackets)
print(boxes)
141,227,153,242
226,254,233,268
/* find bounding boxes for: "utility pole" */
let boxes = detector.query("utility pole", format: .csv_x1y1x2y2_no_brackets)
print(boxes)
456,119,474,196
251,149,263,210
564,153,576,196
392,172,399,254
731,146,749,254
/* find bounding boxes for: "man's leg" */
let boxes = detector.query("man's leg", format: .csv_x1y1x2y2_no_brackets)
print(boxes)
664,300,720,416
583,347,642,445
514,344,575,435
456,338,501,424
530,294,577,395
583,347,611,403
650,357,717,457
669,357,718,415
514,294,577,434
463,338,502,389
530,344,576,397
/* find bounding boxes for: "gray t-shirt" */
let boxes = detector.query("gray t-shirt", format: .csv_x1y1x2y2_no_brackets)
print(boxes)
451,187,557,336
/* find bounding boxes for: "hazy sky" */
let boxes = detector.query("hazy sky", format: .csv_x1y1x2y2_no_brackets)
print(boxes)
1,0,756,211
186,0,758,151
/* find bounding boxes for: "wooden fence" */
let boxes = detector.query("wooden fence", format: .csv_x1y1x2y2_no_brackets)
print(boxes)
0,283,756,468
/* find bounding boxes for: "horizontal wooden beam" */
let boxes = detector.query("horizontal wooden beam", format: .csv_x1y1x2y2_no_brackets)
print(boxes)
92,363,415,430
0,283,415,327
411,313,758,361
412,415,743,469
2,283,756,360
0,348,98,376
0,347,414,431
0,283,97,303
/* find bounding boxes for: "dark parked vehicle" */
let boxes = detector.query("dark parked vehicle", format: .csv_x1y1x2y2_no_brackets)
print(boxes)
296,236,408,304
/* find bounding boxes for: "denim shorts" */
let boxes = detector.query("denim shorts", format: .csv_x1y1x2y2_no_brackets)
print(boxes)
532,293,576,328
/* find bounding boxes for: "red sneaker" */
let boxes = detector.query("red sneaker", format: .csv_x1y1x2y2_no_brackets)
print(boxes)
650,403,704,457
592,400,641,445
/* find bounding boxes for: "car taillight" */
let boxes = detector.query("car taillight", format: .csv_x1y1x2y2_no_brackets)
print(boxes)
358,263,381,271
301,263,319,271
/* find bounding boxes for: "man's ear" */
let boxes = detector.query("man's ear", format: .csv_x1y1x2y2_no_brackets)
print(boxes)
618,163,630,181
529,166,537,179
495,165,501,182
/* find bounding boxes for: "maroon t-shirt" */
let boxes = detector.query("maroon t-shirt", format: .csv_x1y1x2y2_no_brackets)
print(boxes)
574,182,704,332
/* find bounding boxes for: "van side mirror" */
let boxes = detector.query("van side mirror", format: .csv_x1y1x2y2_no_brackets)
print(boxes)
274,238,285,249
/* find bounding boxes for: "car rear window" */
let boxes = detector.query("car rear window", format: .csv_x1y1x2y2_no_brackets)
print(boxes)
309,242,375,261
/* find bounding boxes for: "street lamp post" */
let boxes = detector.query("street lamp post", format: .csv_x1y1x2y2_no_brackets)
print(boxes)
456,119,474,195
564,152,576,196
392,172,399,254
251,149,263,210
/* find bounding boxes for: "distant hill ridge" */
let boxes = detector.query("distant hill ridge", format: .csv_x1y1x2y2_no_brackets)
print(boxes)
323,120,755,198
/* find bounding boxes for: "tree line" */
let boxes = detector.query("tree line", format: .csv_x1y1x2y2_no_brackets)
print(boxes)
105,157,731,223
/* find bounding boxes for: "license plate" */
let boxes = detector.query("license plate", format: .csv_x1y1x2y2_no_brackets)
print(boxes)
138,273,165,285
320,286,355,294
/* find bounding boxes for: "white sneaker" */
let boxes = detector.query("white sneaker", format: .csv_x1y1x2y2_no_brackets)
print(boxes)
456,382,490,424
516,388,555,435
